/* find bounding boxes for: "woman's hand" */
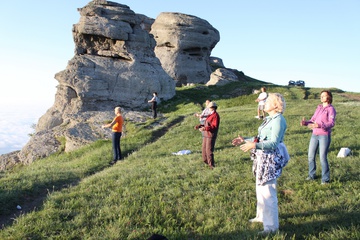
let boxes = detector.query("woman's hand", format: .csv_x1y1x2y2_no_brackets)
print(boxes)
307,122,318,129
239,141,256,152
232,135,244,146
300,117,306,126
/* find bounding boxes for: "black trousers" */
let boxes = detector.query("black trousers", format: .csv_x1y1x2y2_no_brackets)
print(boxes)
112,132,122,160
151,101,157,119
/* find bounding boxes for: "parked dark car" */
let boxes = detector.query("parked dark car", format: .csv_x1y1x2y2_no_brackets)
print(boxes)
288,80,296,86
295,80,305,87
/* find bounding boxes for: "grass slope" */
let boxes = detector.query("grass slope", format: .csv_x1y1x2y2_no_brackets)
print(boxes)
1,81,359,240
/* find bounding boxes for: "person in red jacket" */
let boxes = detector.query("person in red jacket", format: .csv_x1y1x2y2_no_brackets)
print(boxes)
198,102,220,169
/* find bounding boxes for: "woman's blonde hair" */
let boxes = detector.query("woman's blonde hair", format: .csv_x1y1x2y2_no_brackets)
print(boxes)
115,106,121,114
268,93,286,113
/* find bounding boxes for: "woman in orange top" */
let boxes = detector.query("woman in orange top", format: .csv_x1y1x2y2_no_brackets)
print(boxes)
102,106,124,165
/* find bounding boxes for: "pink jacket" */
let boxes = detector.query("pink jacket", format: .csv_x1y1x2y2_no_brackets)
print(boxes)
306,104,336,135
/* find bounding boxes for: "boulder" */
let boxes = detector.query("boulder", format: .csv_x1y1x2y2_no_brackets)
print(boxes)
206,68,239,86
210,57,225,68
150,12,220,86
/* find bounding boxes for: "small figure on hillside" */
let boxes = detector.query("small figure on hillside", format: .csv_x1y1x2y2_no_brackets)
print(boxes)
198,102,220,170
301,90,336,184
102,106,124,165
194,99,211,127
255,87,267,119
232,93,290,235
148,92,159,119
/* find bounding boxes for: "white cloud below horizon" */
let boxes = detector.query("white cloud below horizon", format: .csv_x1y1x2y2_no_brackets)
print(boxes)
0,105,48,155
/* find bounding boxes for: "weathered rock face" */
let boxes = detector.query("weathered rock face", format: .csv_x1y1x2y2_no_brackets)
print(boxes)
2,0,177,167
206,68,239,86
15,109,152,166
36,0,176,133
60,1,174,110
150,12,220,86
209,57,225,68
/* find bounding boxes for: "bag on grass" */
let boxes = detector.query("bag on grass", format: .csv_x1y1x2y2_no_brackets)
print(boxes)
337,147,351,158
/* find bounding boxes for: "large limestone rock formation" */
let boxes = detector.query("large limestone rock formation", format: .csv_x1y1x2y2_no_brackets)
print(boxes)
150,12,220,86
37,1,176,134
2,0,176,167
51,1,174,115
206,68,239,86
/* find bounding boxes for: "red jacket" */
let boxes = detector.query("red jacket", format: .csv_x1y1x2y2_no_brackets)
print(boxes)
203,111,220,138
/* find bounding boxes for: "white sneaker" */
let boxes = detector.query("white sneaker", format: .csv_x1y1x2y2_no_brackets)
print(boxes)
249,218,262,223
255,116,260,119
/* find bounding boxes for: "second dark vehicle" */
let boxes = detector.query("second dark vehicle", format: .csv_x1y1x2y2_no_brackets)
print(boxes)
295,80,305,87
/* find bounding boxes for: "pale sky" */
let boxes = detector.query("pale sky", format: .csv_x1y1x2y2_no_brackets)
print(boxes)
0,0,359,110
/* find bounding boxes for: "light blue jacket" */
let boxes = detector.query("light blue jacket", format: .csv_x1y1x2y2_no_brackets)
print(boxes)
255,113,287,150
250,113,289,185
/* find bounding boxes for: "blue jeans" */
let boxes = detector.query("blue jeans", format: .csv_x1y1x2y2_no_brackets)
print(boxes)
308,134,331,182
112,132,122,161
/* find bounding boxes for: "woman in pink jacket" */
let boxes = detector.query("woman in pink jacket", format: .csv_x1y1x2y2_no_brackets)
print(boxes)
301,90,336,184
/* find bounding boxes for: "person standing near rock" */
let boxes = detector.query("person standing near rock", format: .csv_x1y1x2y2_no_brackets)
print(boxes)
198,102,220,169
255,87,268,119
102,106,124,165
148,92,159,119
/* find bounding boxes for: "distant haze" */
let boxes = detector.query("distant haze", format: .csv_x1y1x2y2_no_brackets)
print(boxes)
0,104,48,155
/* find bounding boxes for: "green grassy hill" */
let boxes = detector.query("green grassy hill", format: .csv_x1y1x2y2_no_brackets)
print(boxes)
1,79,359,239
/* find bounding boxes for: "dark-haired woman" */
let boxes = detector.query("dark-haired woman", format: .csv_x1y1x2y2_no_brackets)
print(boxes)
301,90,336,184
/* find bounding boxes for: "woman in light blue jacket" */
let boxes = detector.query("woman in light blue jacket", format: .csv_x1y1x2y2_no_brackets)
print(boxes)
232,93,290,235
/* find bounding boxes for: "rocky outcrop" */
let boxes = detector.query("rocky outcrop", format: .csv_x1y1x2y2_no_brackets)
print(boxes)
0,1,231,169
57,1,174,111
36,1,176,131
36,1,176,134
206,68,239,86
0,109,153,168
210,57,225,68
150,12,220,86
0,0,177,168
